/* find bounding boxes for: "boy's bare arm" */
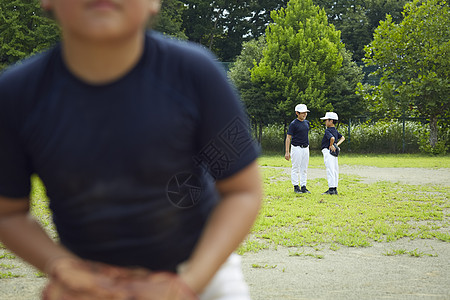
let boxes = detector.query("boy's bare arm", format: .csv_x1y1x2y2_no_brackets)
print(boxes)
0,196,76,272
336,136,345,147
179,161,262,294
0,196,126,299
285,134,292,160
329,136,336,149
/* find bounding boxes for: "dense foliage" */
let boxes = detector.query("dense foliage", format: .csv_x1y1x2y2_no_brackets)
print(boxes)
260,119,449,154
315,0,408,61
359,0,450,149
153,0,188,39
228,36,271,143
0,0,60,68
1,0,448,154
181,0,289,61
179,0,409,62
321,48,365,123
0,0,189,70
250,0,343,122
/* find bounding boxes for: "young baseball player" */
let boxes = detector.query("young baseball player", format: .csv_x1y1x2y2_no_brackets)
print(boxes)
285,104,311,194
320,112,345,195
0,1,262,299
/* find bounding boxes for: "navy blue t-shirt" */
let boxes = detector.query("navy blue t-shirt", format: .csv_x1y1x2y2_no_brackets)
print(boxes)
287,119,310,146
0,31,258,271
321,127,343,149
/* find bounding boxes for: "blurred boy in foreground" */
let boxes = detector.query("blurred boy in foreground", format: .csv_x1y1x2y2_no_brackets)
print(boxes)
0,0,262,299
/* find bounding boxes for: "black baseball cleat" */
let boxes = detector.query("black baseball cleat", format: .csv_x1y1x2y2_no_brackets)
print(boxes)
322,189,332,195
301,186,311,194
294,185,302,194
322,188,338,195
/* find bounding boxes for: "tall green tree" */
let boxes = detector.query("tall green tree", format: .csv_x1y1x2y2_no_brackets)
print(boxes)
327,48,365,123
315,0,408,61
228,36,273,142
251,0,343,123
246,0,289,39
360,0,450,148
0,0,187,71
0,0,60,68
181,0,289,61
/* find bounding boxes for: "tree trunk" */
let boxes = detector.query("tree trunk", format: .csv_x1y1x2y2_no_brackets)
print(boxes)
258,121,263,145
429,115,438,148
209,11,222,50
252,120,257,141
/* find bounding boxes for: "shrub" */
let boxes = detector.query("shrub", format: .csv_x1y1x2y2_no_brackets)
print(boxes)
260,124,286,153
415,121,450,155
345,120,421,153
258,119,447,154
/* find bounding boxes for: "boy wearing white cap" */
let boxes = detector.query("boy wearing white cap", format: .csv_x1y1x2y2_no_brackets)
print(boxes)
285,104,311,194
320,112,345,195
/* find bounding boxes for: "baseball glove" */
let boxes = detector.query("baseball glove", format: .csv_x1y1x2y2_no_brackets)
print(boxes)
330,143,340,157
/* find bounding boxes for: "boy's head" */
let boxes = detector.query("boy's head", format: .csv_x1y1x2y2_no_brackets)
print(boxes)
324,119,337,127
295,104,309,121
41,0,161,42
320,112,338,127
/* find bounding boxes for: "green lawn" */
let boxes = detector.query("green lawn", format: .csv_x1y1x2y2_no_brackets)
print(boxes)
2,157,449,275
239,154,450,254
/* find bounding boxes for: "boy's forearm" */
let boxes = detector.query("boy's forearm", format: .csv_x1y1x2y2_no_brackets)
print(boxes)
0,213,74,273
285,136,291,154
179,193,260,293
179,162,262,294
329,137,335,148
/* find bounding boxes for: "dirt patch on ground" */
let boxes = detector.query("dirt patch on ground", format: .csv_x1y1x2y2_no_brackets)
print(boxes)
282,165,450,186
1,166,449,299
242,239,450,300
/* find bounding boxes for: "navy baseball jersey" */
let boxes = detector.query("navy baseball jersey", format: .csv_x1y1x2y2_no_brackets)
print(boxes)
321,127,343,149
0,31,258,271
287,119,310,146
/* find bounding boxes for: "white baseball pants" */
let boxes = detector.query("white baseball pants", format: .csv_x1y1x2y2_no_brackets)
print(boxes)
178,254,250,300
322,148,339,188
291,145,309,186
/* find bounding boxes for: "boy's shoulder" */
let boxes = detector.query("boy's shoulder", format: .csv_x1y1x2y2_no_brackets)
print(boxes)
148,31,212,57
0,47,57,93
146,31,222,73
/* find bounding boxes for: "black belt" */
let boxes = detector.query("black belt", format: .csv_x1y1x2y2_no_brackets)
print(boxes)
293,144,309,148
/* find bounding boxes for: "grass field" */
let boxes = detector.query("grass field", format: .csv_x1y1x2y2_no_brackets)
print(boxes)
239,154,450,254
1,154,449,279
259,152,450,168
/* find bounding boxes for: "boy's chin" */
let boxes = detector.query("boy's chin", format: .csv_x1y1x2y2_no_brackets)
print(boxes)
73,26,145,43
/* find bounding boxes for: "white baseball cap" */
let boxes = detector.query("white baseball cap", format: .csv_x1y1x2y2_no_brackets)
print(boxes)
320,112,339,120
295,104,310,113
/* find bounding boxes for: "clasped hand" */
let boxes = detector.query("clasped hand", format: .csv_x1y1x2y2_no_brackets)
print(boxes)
42,257,198,300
